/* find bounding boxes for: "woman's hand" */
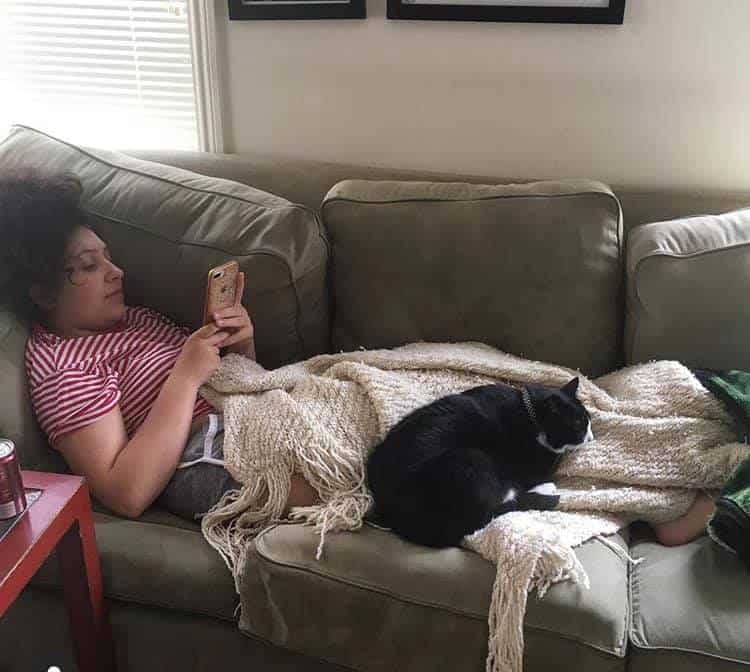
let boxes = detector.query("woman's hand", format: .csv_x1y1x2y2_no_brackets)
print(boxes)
173,323,229,387
212,272,256,359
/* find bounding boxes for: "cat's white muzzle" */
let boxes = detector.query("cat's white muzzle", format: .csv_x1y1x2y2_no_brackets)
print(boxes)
584,421,594,443
566,420,594,452
545,420,594,454
560,420,594,453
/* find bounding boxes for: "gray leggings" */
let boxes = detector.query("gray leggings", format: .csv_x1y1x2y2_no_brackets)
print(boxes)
157,413,243,522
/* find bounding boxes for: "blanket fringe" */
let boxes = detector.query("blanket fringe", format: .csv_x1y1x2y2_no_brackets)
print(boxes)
201,470,291,575
486,543,589,672
289,492,372,559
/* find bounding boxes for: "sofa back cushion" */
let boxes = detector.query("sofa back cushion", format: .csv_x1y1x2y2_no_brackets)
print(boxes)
626,208,750,370
0,125,329,471
130,150,750,239
322,179,623,377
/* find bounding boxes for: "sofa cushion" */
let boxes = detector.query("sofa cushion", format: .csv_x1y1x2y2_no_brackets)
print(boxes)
625,208,750,370
0,125,330,471
0,308,67,473
628,526,750,672
31,510,239,621
4,586,339,672
322,179,623,378
239,522,629,672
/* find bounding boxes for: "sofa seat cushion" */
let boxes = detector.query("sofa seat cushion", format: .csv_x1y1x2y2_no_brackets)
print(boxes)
30,511,239,621
629,525,750,672
625,207,750,370
238,522,630,672
322,178,623,378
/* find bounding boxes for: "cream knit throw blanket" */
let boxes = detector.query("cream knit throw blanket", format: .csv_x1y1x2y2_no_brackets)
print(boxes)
199,341,748,672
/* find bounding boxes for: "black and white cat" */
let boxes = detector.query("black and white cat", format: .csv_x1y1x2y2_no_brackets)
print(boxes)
365,377,593,548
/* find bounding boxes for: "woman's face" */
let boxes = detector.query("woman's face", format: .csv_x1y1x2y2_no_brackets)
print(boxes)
40,226,126,337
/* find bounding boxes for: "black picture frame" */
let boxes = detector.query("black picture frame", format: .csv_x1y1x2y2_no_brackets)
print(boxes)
387,0,625,23
229,0,366,19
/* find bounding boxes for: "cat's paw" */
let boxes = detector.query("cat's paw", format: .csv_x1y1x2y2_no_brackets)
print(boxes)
518,483,560,511
527,482,557,496
521,493,560,511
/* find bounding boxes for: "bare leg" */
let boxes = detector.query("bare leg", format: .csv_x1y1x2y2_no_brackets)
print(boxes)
284,473,321,514
652,491,716,547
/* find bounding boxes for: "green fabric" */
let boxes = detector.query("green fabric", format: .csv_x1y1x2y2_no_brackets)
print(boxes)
693,368,750,440
711,370,750,401
707,452,750,567
720,451,750,513
700,370,750,566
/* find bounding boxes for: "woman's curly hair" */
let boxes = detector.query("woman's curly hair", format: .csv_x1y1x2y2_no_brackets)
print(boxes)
0,167,88,324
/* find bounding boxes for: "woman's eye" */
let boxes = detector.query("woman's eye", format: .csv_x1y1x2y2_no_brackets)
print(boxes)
83,264,97,272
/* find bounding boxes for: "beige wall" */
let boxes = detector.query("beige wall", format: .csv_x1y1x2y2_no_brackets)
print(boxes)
217,0,750,190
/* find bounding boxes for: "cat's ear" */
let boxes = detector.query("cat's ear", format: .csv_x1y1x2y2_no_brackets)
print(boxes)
561,377,579,398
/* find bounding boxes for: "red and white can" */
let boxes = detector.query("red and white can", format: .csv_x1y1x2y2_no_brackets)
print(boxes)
0,439,26,519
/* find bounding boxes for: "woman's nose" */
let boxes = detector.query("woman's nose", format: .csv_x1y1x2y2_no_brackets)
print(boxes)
105,259,124,279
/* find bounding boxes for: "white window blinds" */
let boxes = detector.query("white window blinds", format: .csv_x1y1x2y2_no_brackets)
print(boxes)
0,1,199,150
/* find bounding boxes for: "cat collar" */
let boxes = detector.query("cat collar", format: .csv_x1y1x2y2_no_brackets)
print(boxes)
521,387,541,431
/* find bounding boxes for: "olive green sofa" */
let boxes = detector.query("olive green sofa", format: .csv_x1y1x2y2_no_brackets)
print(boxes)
1,125,749,672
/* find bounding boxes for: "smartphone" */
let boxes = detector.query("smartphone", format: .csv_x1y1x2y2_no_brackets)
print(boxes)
203,260,240,325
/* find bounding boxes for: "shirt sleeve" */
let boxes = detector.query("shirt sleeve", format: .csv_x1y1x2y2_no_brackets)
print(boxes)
30,365,122,447
138,305,191,341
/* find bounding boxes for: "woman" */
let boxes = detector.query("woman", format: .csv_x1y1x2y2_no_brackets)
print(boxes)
1,167,318,520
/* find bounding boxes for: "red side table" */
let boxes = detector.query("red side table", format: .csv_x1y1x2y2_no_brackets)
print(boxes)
0,470,116,671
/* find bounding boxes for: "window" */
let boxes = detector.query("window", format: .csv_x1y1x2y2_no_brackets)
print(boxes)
0,1,200,150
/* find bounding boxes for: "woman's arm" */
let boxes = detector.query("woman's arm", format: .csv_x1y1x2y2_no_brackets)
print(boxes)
57,324,229,518
60,373,321,518
57,366,204,518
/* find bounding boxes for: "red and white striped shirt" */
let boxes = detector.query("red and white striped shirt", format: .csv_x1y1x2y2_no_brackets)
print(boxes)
25,305,213,446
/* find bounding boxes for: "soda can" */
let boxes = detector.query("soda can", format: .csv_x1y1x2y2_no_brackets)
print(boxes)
0,439,26,519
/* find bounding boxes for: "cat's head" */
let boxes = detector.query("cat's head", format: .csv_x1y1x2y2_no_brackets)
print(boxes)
531,377,593,454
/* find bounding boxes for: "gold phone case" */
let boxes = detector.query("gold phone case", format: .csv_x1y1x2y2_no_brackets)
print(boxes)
203,260,239,325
